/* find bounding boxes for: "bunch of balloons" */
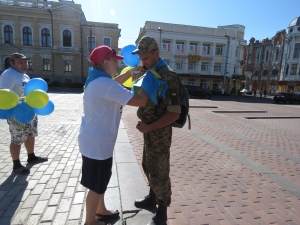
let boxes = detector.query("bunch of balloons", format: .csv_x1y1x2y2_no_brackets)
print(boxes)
0,78,55,124
120,45,140,88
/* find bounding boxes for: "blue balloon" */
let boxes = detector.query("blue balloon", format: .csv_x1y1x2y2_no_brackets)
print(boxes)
24,78,48,95
0,108,14,119
34,100,54,116
13,101,35,124
120,45,140,67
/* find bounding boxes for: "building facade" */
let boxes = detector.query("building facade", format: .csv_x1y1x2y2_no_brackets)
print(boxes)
279,16,300,92
242,30,286,94
0,0,121,84
135,21,247,93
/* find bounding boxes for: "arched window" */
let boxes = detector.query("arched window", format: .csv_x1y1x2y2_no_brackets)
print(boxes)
271,70,278,76
63,30,71,47
262,70,268,76
4,25,13,44
41,28,50,47
23,27,32,45
254,71,259,76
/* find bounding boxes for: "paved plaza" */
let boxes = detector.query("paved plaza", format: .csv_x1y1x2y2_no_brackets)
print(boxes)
1,92,300,225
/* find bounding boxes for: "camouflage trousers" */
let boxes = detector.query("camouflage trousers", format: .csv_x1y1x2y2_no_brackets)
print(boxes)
7,116,38,145
142,125,172,207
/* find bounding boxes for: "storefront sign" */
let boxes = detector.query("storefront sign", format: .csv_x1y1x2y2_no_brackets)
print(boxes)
188,54,201,61
174,55,214,61
174,55,188,59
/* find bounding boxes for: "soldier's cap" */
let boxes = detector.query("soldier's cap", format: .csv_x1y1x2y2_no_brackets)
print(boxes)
90,45,124,65
10,53,29,61
132,36,159,55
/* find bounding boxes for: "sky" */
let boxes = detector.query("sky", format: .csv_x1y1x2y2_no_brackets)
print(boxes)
69,0,300,48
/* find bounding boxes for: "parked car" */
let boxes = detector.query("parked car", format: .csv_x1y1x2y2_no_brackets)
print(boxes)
184,85,211,99
273,92,300,104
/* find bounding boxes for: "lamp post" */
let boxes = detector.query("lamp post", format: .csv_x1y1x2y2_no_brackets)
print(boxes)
223,35,231,94
158,27,162,51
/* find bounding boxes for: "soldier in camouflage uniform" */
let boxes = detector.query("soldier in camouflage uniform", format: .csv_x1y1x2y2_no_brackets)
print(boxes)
132,36,181,225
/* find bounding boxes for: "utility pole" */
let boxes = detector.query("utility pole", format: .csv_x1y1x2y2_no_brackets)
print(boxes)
158,27,162,51
223,35,230,94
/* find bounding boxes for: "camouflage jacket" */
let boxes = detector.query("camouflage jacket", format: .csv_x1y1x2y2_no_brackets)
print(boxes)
137,68,181,124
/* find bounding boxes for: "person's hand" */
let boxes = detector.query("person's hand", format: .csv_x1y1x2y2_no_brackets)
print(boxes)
136,121,150,133
132,66,146,81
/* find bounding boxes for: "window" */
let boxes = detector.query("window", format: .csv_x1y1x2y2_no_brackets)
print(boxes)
271,70,278,76
188,61,196,71
176,42,184,52
275,49,279,60
88,37,95,51
262,70,268,76
293,43,300,58
187,78,196,85
43,59,50,71
285,64,289,75
256,53,260,63
63,30,72,47
104,38,110,47
200,79,209,88
266,51,269,61
28,58,33,70
65,61,72,72
254,71,259,76
189,43,197,53
202,44,210,54
162,40,171,52
4,25,13,44
214,63,221,72
175,60,183,70
212,79,222,91
201,62,209,71
41,28,51,47
23,27,32,45
290,64,297,75
216,45,223,55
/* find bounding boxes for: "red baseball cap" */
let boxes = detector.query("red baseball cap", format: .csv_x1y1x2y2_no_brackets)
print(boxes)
89,46,124,65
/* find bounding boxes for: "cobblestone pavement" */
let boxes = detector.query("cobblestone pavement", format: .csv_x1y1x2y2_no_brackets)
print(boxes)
122,96,300,225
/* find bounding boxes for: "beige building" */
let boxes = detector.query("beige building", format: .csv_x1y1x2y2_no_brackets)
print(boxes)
0,0,121,85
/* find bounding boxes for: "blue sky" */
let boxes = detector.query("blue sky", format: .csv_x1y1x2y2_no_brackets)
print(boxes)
71,0,300,48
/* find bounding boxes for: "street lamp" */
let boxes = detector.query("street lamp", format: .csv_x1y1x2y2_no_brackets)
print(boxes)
223,34,231,95
158,27,162,51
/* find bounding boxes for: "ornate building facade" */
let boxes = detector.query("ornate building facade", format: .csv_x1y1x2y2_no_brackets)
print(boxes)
242,30,286,94
0,0,121,84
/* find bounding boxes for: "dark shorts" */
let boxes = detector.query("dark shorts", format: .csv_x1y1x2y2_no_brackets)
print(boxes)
80,155,113,195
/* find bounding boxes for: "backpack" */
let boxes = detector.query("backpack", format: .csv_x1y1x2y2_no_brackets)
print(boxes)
154,66,191,129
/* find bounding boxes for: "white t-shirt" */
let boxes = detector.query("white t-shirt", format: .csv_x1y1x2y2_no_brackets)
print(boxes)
78,77,134,160
0,67,30,97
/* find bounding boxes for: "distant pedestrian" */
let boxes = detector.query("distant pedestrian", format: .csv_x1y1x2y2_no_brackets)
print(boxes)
260,89,263,98
254,89,257,97
264,90,267,97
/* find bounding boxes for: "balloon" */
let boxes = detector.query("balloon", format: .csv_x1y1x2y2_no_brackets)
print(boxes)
13,101,35,124
0,89,19,110
120,45,140,67
121,67,134,88
0,108,14,119
24,78,48,95
25,89,49,108
34,100,54,116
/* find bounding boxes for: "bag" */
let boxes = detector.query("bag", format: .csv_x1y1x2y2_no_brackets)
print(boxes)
155,66,191,129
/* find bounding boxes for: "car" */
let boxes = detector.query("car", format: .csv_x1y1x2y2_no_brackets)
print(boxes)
184,85,211,99
273,92,300,104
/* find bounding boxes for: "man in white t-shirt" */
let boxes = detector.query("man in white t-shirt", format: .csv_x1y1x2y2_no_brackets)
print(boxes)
78,46,148,225
0,53,48,174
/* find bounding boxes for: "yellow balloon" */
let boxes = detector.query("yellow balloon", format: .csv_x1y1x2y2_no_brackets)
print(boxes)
0,89,19,110
121,66,134,88
25,89,49,108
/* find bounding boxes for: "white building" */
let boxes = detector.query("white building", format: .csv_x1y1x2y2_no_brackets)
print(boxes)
135,21,246,93
279,16,300,92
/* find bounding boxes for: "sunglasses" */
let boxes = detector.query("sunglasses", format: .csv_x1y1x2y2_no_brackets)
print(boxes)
103,49,117,61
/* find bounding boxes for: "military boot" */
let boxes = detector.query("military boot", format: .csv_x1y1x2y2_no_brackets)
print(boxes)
134,188,156,208
147,204,167,225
